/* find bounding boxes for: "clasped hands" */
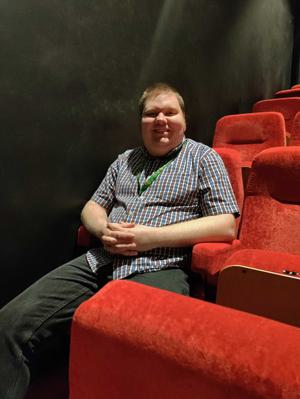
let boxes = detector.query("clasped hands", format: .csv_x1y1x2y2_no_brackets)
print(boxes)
101,222,158,256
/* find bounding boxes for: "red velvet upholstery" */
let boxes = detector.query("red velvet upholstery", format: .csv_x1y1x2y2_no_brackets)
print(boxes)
70,280,300,399
192,146,300,294
275,88,300,98
213,112,286,168
253,97,300,138
226,249,300,274
291,84,300,89
291,111,300,145
77,224,93,247
213,148,244,230
239,146,300,252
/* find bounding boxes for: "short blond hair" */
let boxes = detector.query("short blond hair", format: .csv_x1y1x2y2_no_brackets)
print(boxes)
138,82,185,116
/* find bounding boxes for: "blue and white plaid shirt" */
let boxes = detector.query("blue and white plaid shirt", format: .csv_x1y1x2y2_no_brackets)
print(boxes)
86,138,239,279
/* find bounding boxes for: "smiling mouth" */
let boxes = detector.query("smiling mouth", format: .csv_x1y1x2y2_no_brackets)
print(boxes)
153,129,169,133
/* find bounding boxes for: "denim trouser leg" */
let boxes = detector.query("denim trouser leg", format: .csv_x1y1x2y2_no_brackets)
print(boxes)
0,254,108,399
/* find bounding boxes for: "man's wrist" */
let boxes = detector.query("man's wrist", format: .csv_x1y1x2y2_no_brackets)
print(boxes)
150,226,164,248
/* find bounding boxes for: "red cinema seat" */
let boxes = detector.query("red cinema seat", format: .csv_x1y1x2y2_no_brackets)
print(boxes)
77,224,93,248
291,111,300,145
253,97,300,142
291,84,300,89
70,279,300,399
213,148,244,230
275,88,300,98
213,112,286,185
192,146,300,298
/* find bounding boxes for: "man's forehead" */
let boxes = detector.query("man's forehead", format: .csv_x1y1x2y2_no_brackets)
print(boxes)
144,92,181,109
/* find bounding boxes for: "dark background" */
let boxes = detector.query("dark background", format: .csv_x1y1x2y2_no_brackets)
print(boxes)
1,0,299,306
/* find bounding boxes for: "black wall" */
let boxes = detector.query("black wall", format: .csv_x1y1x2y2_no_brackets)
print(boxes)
0,0,296,306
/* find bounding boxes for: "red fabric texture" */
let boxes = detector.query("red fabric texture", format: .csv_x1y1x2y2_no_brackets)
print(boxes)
225,249,300,274
192,240,242,280
291,84,300,89
77,224,92,247
253,97,300,134
291,111,300,144
192,147,300,290
213,112,286,167
213,148,244,230
275,89,300,98
241,147,300,252
70,280,300,399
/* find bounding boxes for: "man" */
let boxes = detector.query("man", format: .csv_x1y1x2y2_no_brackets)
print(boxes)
0,83,239,399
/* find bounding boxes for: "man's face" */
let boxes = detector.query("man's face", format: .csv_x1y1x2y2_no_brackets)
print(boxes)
141,92,186,157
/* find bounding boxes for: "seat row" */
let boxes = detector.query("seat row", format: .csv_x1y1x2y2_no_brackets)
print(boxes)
213,103,300,161
193,146,300,300
69,145,300,399
213,82,300,161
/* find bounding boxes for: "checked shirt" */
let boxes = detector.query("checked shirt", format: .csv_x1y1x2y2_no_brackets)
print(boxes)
86,138,239,279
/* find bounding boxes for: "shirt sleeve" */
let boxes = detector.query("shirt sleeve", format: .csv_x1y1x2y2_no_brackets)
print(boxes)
90,157,119,214
198,148,240,217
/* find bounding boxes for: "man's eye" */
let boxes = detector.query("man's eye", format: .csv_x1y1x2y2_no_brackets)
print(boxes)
165,111,176,116
144,112,157,117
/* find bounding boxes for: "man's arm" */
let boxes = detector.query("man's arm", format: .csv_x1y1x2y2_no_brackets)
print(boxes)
81,200,109,239
153,213,236,247
102,213,236,253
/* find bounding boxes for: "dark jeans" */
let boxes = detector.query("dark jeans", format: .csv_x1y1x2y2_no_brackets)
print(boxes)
0,254,190,399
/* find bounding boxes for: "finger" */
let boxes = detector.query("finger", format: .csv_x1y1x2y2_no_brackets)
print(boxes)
107,222,135,231
114,243,137,250
109,231,135,241
107,223,123,231
103,228,135,240
101,236,118,245
120,222,135,228
121,250,138,256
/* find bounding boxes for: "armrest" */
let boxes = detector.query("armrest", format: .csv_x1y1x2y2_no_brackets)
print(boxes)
70,280,300,399
225,248,300,274
77,225,100,248
192,239,242,278
77,225,92,247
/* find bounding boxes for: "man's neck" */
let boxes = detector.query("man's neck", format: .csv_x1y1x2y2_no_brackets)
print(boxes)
144,137,186,159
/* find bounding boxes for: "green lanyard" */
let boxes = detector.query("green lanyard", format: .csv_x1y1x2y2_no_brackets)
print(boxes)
137,157,174,195
137,140,186,195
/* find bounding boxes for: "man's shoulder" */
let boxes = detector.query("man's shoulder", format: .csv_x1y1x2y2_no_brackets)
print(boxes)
116,146,144,160
185,138,217,158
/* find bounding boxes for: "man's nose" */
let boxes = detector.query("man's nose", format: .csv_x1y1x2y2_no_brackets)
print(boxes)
155,112,167,123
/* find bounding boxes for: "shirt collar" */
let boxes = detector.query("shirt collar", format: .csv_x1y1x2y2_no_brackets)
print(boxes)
142,137,186,161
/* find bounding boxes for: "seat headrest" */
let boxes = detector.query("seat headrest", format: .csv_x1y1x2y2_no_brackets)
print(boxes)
253,98,300,119
247,147,300,203
214,112,285,145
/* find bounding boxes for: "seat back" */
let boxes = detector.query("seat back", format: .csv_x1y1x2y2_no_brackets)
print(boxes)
213,112,286,168
253,97,300,134
239,147,300,254
275,89,300,98
291,111,300,144
214,148,244,230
